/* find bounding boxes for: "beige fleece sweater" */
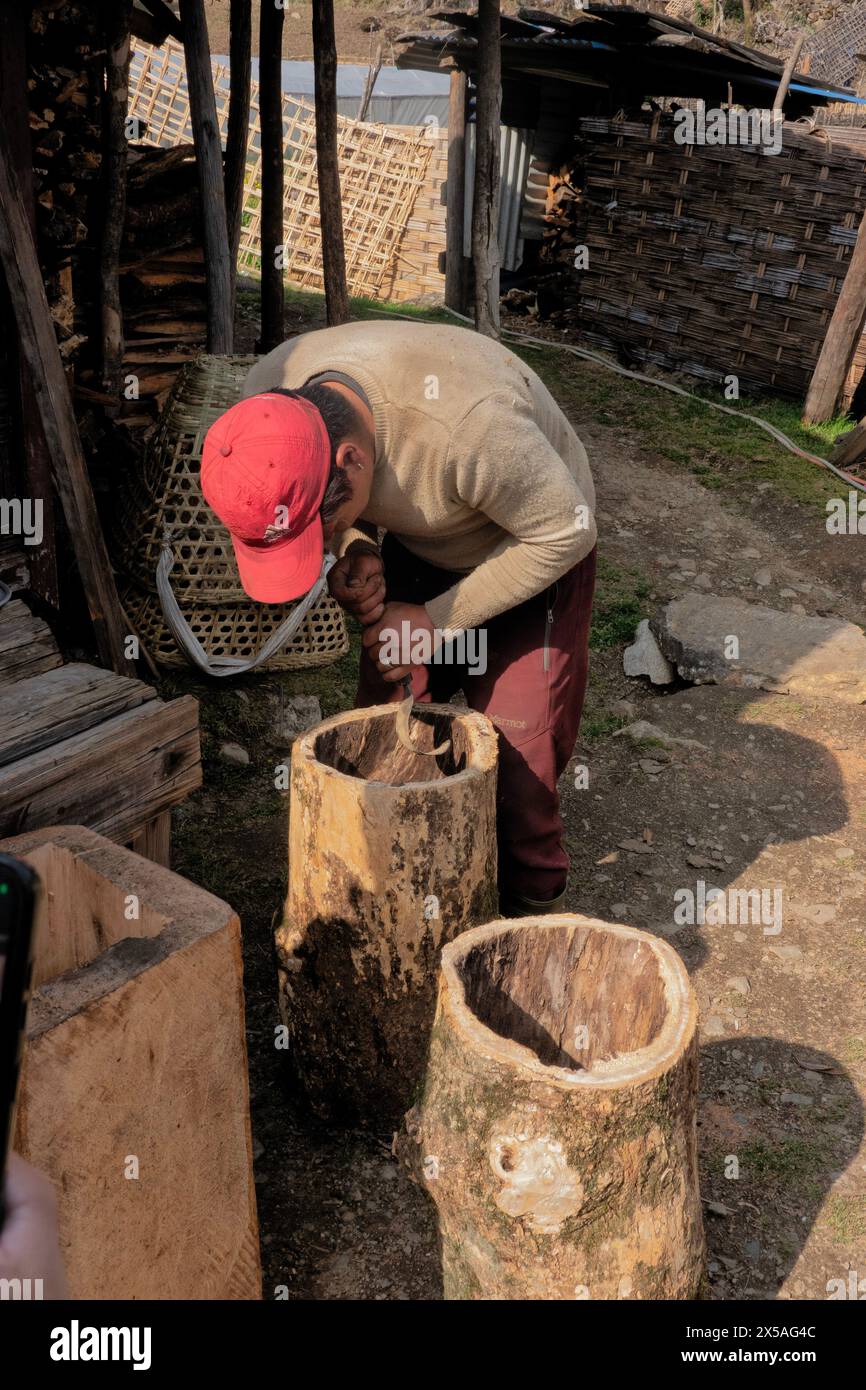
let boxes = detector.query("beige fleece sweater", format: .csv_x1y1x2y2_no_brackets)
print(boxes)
243,321,596,631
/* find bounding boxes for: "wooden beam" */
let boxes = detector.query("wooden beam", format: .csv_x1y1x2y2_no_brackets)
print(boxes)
259,0,285,352
803,210,866,426
312,0,350,326
178,0,233,353
773,33,805,112
0,0,58,607
137,0,183,42
472,0,502,338
225,0,251,303
0,121,136,676
101,0,133,402
445,70,469,314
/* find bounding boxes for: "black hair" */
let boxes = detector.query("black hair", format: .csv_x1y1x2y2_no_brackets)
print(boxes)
263,384,356,523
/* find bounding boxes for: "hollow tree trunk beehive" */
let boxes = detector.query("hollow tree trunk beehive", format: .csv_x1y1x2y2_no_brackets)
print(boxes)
399,914,704,1300
277,701,498,1128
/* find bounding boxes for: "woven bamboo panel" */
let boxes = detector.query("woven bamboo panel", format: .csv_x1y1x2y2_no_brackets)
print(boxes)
115,355,349,672
127,40,434,303
570,112,866,400
383,127,448,302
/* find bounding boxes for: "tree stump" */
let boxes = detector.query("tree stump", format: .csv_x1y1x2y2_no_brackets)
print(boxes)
399,915,704,1299
277,701,498,1128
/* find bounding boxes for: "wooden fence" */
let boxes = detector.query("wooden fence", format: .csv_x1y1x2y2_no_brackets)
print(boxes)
567,112,866,403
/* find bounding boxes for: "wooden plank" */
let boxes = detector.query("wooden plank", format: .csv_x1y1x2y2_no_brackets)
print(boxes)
0,119,136,676
0,662,156,767
0,695,201,844
130,808,172,868
3,826,261,1300
178,0,233,352
312,0,350,327
0,598,62,684
803,209,866,425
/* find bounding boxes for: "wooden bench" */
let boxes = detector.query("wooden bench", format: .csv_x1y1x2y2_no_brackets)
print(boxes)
0,599,201,864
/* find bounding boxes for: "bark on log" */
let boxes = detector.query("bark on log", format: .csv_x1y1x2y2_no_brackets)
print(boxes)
311,0,350,326
803,208,866,425
179,0,233,352
277,702,498,1128
259,0,285,352
399,915,705,1299
100,0,133,401
472,0,502,338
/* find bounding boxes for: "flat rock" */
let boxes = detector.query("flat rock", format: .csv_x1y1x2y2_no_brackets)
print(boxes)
623,619,675,685
266,692,323,743
651,594,866,703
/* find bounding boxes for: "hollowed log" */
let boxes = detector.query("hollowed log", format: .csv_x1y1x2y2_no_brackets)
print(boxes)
277,701,498,1127
399,915,704,1299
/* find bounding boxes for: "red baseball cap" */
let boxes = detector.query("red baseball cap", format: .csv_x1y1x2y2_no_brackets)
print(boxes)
201,392,330,603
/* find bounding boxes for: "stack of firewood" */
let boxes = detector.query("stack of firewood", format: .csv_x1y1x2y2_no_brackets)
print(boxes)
28,2,104,372
119,146,207,430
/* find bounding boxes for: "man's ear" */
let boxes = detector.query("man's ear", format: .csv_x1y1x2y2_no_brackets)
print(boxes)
334,440,358,473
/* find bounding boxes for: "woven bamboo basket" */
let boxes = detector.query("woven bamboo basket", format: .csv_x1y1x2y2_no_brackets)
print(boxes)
116,354,349,671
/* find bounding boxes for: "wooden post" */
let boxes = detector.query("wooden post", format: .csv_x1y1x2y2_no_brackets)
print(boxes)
277,702,498,1127
803,209,866,425
472,0,502,338
445,70,469,314
311,0,350,326
399,916,705,1300
225,0,252,298
0,123,135,677
0,0,58,607
772,33,805,112
259,0,285,352
357,42,383,123
101,0,133,402
178,0,233,352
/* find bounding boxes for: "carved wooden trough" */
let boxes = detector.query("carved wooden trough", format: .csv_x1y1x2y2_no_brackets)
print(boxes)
277,701,498,1128
400,914,704,1299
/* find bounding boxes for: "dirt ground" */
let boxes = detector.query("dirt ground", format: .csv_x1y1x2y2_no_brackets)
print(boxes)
165,294,866,1300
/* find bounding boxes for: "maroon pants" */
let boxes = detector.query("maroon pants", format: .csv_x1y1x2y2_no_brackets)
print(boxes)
356,535,597,901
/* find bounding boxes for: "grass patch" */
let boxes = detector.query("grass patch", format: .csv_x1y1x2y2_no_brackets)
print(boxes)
822,1195,866,1245
590,555,650,651
512,341,850,513
739,1138,825,1194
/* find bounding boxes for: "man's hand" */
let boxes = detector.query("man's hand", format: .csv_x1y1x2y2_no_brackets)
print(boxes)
362,602,437,683
0,1153,69,1299
327,543,385,624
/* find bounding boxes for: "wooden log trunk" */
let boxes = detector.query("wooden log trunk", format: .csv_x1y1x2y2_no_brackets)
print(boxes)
259,0,284,352
4,825,261,1300
311,0,350,326
277,702,498,1128
399,915,705,1299
472,0,502,338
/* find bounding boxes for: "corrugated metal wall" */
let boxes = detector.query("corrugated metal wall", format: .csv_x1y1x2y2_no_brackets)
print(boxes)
463,125,534,271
